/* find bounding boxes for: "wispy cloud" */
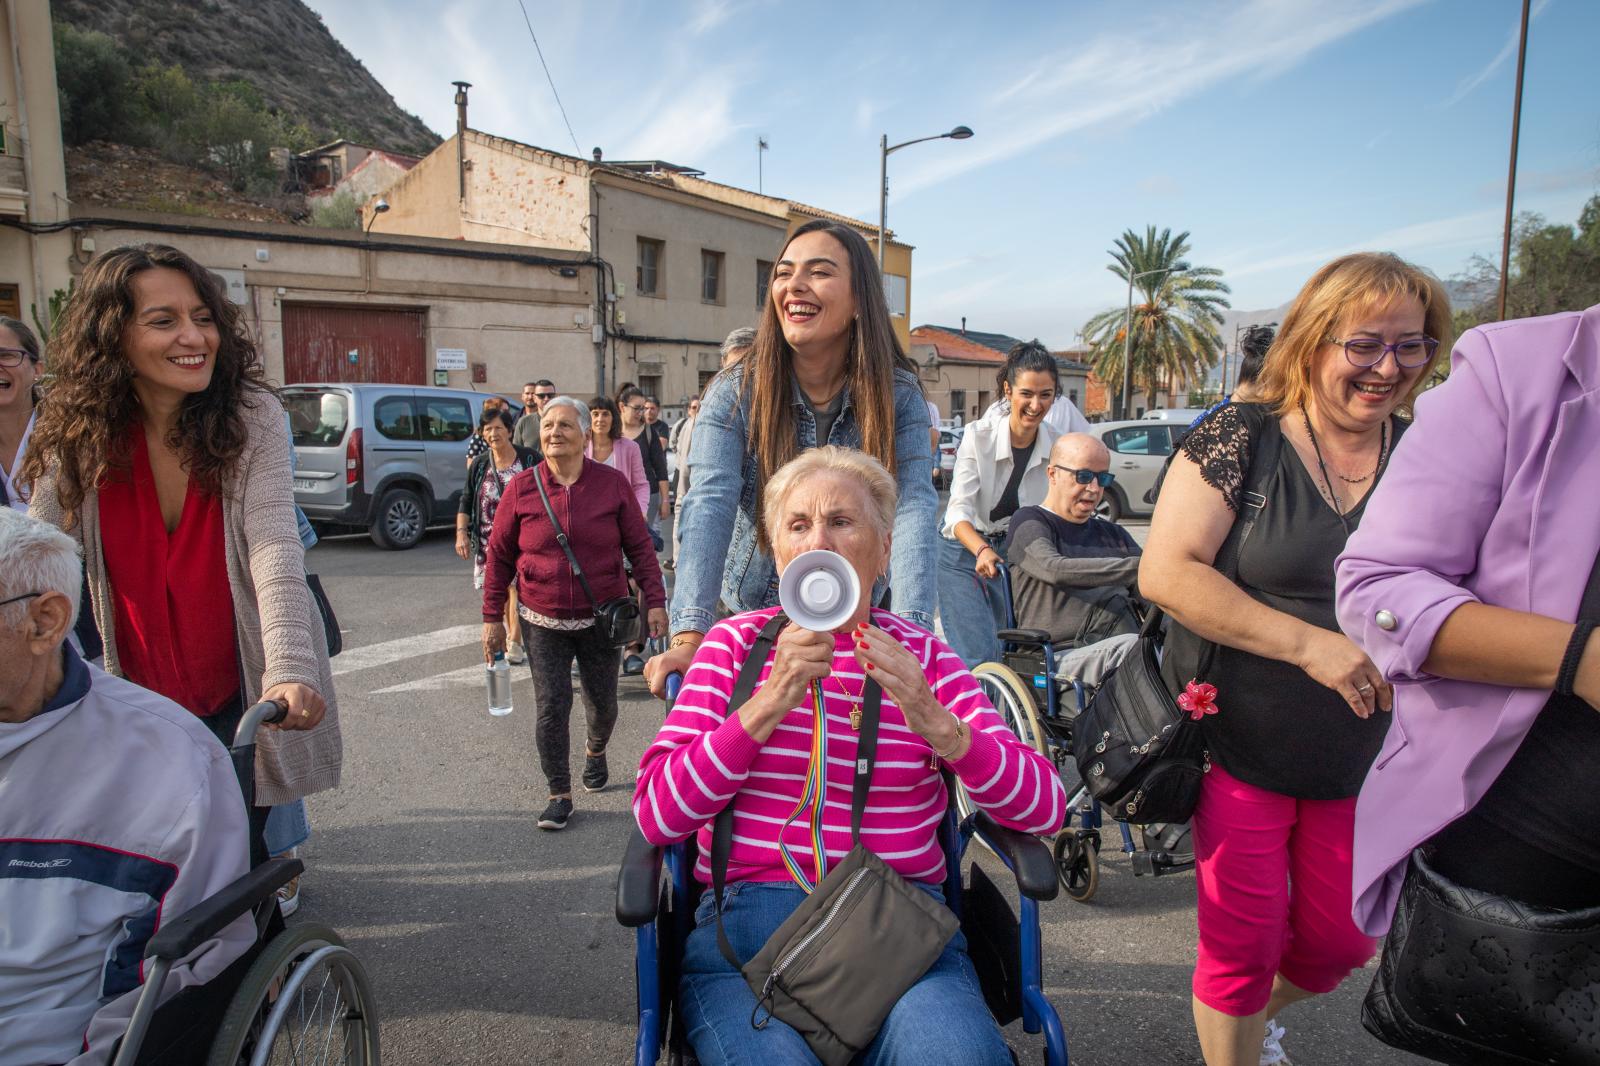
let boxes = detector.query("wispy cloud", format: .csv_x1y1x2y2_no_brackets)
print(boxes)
1444,0,1549,108
623,69,747,161
892,0,1426,200
688,0,767,35
1218,207,1504,280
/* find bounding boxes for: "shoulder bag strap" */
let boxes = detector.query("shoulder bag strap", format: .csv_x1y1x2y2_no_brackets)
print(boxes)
1192,412,1283,680
849,679,884,843
712,613,790,968
531,462,603,615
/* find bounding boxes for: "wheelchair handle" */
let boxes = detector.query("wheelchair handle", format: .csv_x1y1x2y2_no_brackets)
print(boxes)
232,699,289,749
665,672,682,702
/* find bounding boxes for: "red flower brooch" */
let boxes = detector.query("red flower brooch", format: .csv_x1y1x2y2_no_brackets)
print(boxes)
1178,680,1219,721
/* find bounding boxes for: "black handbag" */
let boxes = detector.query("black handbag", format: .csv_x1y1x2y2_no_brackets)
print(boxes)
305,572,341,658
710,614,959,1066
1362,849,1600,1065
1071,417,1281,825
531,464,640,647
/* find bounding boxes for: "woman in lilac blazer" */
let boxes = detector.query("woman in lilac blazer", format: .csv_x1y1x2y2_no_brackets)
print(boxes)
1336,304,1600,937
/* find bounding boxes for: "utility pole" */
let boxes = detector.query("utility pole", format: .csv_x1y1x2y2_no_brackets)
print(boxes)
758,136,769,194
1496,0,1532,321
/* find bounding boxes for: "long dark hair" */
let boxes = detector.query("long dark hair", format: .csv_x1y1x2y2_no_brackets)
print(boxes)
20,243,270,528
742,219,915,486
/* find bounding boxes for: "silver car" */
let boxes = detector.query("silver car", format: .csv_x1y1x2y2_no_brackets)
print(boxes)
283,383,521,549
1090,417,1193,521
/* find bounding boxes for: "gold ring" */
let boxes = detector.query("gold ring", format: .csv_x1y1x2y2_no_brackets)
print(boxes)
301,708,311,717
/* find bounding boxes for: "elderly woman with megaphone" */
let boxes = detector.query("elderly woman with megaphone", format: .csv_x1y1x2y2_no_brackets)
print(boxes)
632,446,1065,1066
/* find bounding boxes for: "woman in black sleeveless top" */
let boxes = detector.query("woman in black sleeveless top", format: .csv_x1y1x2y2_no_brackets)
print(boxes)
1140,253,1454,1066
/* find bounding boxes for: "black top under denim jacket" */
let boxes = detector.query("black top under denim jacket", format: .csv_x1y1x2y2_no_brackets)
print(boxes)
460,446,539,560
1175,403,1407,800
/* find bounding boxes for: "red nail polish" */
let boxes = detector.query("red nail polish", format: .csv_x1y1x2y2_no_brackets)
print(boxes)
866,662,875,671
859,640,870,650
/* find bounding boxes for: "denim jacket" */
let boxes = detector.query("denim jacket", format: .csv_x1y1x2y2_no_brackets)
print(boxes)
671,364,937,634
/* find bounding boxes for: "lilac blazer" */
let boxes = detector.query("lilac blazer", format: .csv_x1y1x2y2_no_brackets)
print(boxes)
587,435,650,518
1335,304,1600,936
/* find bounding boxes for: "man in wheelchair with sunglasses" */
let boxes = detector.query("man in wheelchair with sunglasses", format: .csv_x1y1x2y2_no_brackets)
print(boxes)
1004,433,1143,691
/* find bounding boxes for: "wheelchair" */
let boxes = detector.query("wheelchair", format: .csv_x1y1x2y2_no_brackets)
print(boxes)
956,563,1194,905
110,700,379,1066
615,674,1071,1066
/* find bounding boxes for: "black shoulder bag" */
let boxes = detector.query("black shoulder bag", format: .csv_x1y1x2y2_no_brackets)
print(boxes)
710,614,959,1066
530,464,640,647
1072,414,1282,824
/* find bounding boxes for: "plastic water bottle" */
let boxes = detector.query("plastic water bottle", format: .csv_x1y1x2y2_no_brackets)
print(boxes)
487,652,513,716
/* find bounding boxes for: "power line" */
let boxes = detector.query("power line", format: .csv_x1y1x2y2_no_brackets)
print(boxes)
514,0,581,155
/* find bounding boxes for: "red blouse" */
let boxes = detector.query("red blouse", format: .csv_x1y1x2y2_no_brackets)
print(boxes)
99,427,239,717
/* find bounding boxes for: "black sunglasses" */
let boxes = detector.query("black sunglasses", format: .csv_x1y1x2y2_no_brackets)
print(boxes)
534,392,557,400
1051,465,1115,488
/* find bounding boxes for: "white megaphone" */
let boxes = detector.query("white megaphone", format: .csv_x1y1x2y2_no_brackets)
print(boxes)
778,550,861,632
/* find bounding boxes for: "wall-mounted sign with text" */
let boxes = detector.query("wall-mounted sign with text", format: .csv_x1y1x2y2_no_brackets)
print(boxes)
435,348,468,371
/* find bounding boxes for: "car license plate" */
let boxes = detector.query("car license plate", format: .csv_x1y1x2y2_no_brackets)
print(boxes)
293,479,316,491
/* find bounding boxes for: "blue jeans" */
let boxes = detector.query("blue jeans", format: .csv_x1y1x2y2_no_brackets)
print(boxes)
680,881,1010,1066
265,798,310,856
936,535,1008,669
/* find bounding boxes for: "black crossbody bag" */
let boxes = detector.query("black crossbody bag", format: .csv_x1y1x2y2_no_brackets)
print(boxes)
530,465,640,646
1362,541,1600,1066
710,614,959,1066
1072,415,1281,824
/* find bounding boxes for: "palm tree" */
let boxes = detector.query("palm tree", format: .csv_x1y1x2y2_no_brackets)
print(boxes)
1083,227,1231,417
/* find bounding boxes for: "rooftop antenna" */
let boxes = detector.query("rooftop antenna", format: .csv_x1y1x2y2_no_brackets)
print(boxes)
757,136,769,194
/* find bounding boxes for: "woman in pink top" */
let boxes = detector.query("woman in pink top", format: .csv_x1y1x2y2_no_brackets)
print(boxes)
586,394,649,518
633,446,1065,1065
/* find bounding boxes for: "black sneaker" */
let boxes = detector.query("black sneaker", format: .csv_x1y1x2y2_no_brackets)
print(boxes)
622,653,646,676
582,752,609,792
537,797,573,831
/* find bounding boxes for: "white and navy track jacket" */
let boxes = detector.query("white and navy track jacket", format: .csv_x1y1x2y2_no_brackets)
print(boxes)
0,645,254,1066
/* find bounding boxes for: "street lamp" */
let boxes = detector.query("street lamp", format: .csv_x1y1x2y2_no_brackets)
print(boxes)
363,198,390,238
1119,267,1175,420
878,126,973,271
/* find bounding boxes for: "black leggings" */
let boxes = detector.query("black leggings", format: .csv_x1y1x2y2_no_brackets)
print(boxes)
1426,807,1600,911
524,622,621,795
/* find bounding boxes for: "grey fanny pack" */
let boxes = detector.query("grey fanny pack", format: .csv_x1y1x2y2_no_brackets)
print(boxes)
710,614,959,1066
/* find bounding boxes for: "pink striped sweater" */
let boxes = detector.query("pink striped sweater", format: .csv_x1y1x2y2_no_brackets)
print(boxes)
633,607,1067,886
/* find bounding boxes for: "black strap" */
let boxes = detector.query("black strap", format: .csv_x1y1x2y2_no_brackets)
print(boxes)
709,613,883,969
1144,413,1283,681
530,462,604,616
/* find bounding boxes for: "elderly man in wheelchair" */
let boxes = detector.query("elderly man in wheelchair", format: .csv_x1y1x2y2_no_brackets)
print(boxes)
0,509,376,1066
619,447,1070,1066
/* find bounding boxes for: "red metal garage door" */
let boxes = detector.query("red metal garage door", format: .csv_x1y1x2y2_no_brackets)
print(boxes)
282,304,426,385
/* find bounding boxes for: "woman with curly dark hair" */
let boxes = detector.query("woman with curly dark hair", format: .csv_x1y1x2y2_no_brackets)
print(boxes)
23,243,342,855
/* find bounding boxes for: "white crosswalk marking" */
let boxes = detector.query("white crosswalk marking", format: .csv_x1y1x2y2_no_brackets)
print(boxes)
331,625,483,677
372,663,517,694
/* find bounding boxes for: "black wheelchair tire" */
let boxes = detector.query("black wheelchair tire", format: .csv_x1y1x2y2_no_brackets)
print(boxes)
960,663,1052,856
1053,831,1100,903
207,922,380,1066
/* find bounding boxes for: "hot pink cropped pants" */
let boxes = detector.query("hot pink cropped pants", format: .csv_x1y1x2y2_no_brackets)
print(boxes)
1190,764,1377,1017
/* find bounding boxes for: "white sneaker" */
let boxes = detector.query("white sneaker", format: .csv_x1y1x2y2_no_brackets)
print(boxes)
1260,1019,1291,1066
276,874,301,918
506,641,526,665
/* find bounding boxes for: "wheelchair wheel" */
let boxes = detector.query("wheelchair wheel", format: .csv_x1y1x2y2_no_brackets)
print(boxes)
207,922,379,1066
958,664,1051,847
1053,831,1100,903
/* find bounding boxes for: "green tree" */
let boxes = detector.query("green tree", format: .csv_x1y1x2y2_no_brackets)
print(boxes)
1453,195,1600,333
1082,227,1231,416
53,22,135,146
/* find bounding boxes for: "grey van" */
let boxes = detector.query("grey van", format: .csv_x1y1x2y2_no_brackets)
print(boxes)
283,383,521,549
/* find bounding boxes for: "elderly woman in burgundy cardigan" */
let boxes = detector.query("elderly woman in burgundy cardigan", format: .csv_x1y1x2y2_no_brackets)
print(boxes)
633,446,1065,1065
483,396,666,832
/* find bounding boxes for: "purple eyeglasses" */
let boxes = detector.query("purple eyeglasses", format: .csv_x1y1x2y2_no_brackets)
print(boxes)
1328,335,1439,369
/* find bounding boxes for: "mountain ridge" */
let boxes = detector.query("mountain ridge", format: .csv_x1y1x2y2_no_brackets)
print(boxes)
54,0,440,157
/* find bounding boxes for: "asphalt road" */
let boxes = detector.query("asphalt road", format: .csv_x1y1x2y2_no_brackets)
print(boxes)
296,523,1427,1066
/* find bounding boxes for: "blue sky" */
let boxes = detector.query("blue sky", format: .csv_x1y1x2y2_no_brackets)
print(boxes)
312,0,1599,346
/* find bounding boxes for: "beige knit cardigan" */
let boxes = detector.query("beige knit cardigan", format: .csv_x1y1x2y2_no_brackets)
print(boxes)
30,392,342,805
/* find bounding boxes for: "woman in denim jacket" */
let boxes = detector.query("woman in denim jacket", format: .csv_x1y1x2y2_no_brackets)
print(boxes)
645,220,937,695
